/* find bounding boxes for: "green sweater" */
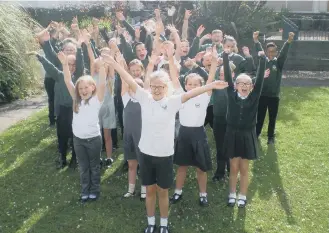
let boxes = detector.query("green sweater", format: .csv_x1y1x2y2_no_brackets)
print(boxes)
37,48,84,116
255,41,291,97
212,69,228,120
219,52,247,77
224,52,266,130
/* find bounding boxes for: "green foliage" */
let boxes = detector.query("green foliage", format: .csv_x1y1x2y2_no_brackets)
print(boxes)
0,4,42,102
199,1,284,41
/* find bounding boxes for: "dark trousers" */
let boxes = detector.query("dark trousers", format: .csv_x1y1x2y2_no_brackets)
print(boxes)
256,96,280,138
44,78,56,124
213,117,230,177
57,105,76,162
204,105,213,129
74,135,102,196
114,95,124,139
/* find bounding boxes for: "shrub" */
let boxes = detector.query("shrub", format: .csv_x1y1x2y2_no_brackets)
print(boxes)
0,4,42,102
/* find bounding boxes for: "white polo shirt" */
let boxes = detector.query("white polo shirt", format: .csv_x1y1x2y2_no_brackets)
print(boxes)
72,96,102,139
134,86,182,157
179,93,210,127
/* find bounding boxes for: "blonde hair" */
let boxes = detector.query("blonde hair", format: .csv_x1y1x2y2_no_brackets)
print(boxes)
184,73,204,86
73,75,97,113
129,59,145,73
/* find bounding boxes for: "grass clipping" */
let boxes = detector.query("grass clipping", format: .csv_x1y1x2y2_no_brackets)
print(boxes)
0,4,42,102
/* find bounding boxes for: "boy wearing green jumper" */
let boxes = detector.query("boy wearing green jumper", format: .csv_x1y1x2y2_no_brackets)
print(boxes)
254,31,294,144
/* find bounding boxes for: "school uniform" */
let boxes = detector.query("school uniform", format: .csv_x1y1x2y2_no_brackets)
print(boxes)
212,69,230,178
122,92,142,161
94,75,116,130
199,43,223,54
133,86,182,189
254,41,291,139
219,52,247,77
72,96,103,197
36,47,84,164
174,93,212,172
222,52,266,160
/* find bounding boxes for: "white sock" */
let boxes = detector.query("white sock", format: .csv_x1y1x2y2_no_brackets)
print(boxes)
128,183,135,194
228,192,236,203
199,192,207,197
238,194,247,200
141,185,146,194
147,216,155,226
174,189,182,195
160,217,168,227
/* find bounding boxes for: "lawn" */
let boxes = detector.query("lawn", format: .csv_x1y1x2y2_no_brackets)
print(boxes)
0,87,328,233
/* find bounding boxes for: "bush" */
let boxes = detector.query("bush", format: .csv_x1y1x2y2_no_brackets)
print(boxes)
0,4,42,102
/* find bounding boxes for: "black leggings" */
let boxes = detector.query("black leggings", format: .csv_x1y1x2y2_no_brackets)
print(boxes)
204,105,213,129
44,78,55,124
56,105,76,162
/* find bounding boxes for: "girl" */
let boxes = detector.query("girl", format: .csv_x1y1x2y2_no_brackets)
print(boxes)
171,47,218,207
212,62,236,182
129,59,145,80
103,51,228,233
86,39,116,168
222,48,266,208
58,51,106,202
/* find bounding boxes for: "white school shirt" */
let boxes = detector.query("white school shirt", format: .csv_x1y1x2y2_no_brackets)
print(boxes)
179,93,210,127
122,92,139,108
157,56,181,71
72,96,102,139
134,86,182,157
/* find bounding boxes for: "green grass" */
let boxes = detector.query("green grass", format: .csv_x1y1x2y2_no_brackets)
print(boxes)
1,87,329,233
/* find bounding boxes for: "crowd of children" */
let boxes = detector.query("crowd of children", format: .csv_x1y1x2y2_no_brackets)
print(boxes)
29,8,294,233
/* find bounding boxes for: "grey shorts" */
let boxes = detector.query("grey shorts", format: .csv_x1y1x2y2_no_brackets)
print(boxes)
99,99,116,129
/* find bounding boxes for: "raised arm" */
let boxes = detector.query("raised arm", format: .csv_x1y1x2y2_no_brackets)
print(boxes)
58,52,75,99
252,51,266,96
222,49,234,89
206,46,218,95
181,80,228,103
103,55,138,93
96,60,107,102
253,31,264,52
167,25,182,61
167,47,181,90
181,10,191,40
277,32,294,70
116,11,135,39
37,28,61,69
74,33,85,80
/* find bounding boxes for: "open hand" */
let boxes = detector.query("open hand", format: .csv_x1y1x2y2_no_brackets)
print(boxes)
116,11,125,21
36,29,50,43
184,9,192,20
72,16,78,24
211,46,218,60
196,25,205,37
242,46,250,56
195,51,206,62
154,9,161,19
258,51,265,57
288,32,295,42
57,51,67,65
253,31,259,42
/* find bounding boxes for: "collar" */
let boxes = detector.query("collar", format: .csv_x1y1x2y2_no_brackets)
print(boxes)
237,92,248,100
266,57,277,62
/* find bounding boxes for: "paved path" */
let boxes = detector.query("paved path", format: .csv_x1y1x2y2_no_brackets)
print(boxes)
0,94,47,133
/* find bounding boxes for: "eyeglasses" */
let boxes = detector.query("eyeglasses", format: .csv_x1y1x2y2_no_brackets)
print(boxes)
150,85,165,91
236,82,252,87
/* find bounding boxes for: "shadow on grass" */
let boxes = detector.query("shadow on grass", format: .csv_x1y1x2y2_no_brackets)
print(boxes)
249,144,296,225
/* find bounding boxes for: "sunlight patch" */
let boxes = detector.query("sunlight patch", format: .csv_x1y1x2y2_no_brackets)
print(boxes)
15,207,49,233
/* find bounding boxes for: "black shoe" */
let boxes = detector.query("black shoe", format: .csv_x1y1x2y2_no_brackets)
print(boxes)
144,225,156,233
100,158,103,168
105,158,113,168
68,158,77,169
122,160,129,172
267,137,275,145
199,196,209,207
212,175,225,182
159,226,170,233
57,160,67,169
49,122,56,127
170,193,182,204
80,196,89,203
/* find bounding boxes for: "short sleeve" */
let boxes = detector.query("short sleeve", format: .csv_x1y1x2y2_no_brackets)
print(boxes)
122,92,130,108
134,85,149,104
168,94,183,113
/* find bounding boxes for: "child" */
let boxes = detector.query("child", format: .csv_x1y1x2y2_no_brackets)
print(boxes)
212,62,236,182
254,31,294,144
86,40,116,168
121,76,146,200
58,51,106,202
129,59,145,80
103,53,228,233
171,47,218,207
222,47,266,208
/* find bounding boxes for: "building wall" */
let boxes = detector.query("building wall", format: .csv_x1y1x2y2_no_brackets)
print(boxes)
266,0,329,13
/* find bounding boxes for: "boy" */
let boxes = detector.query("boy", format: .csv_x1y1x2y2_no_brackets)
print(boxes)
254,31,295,144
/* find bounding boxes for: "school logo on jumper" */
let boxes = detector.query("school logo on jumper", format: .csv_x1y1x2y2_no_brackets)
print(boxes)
161,104,167,110
272,65,277,71
195,103,200,108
